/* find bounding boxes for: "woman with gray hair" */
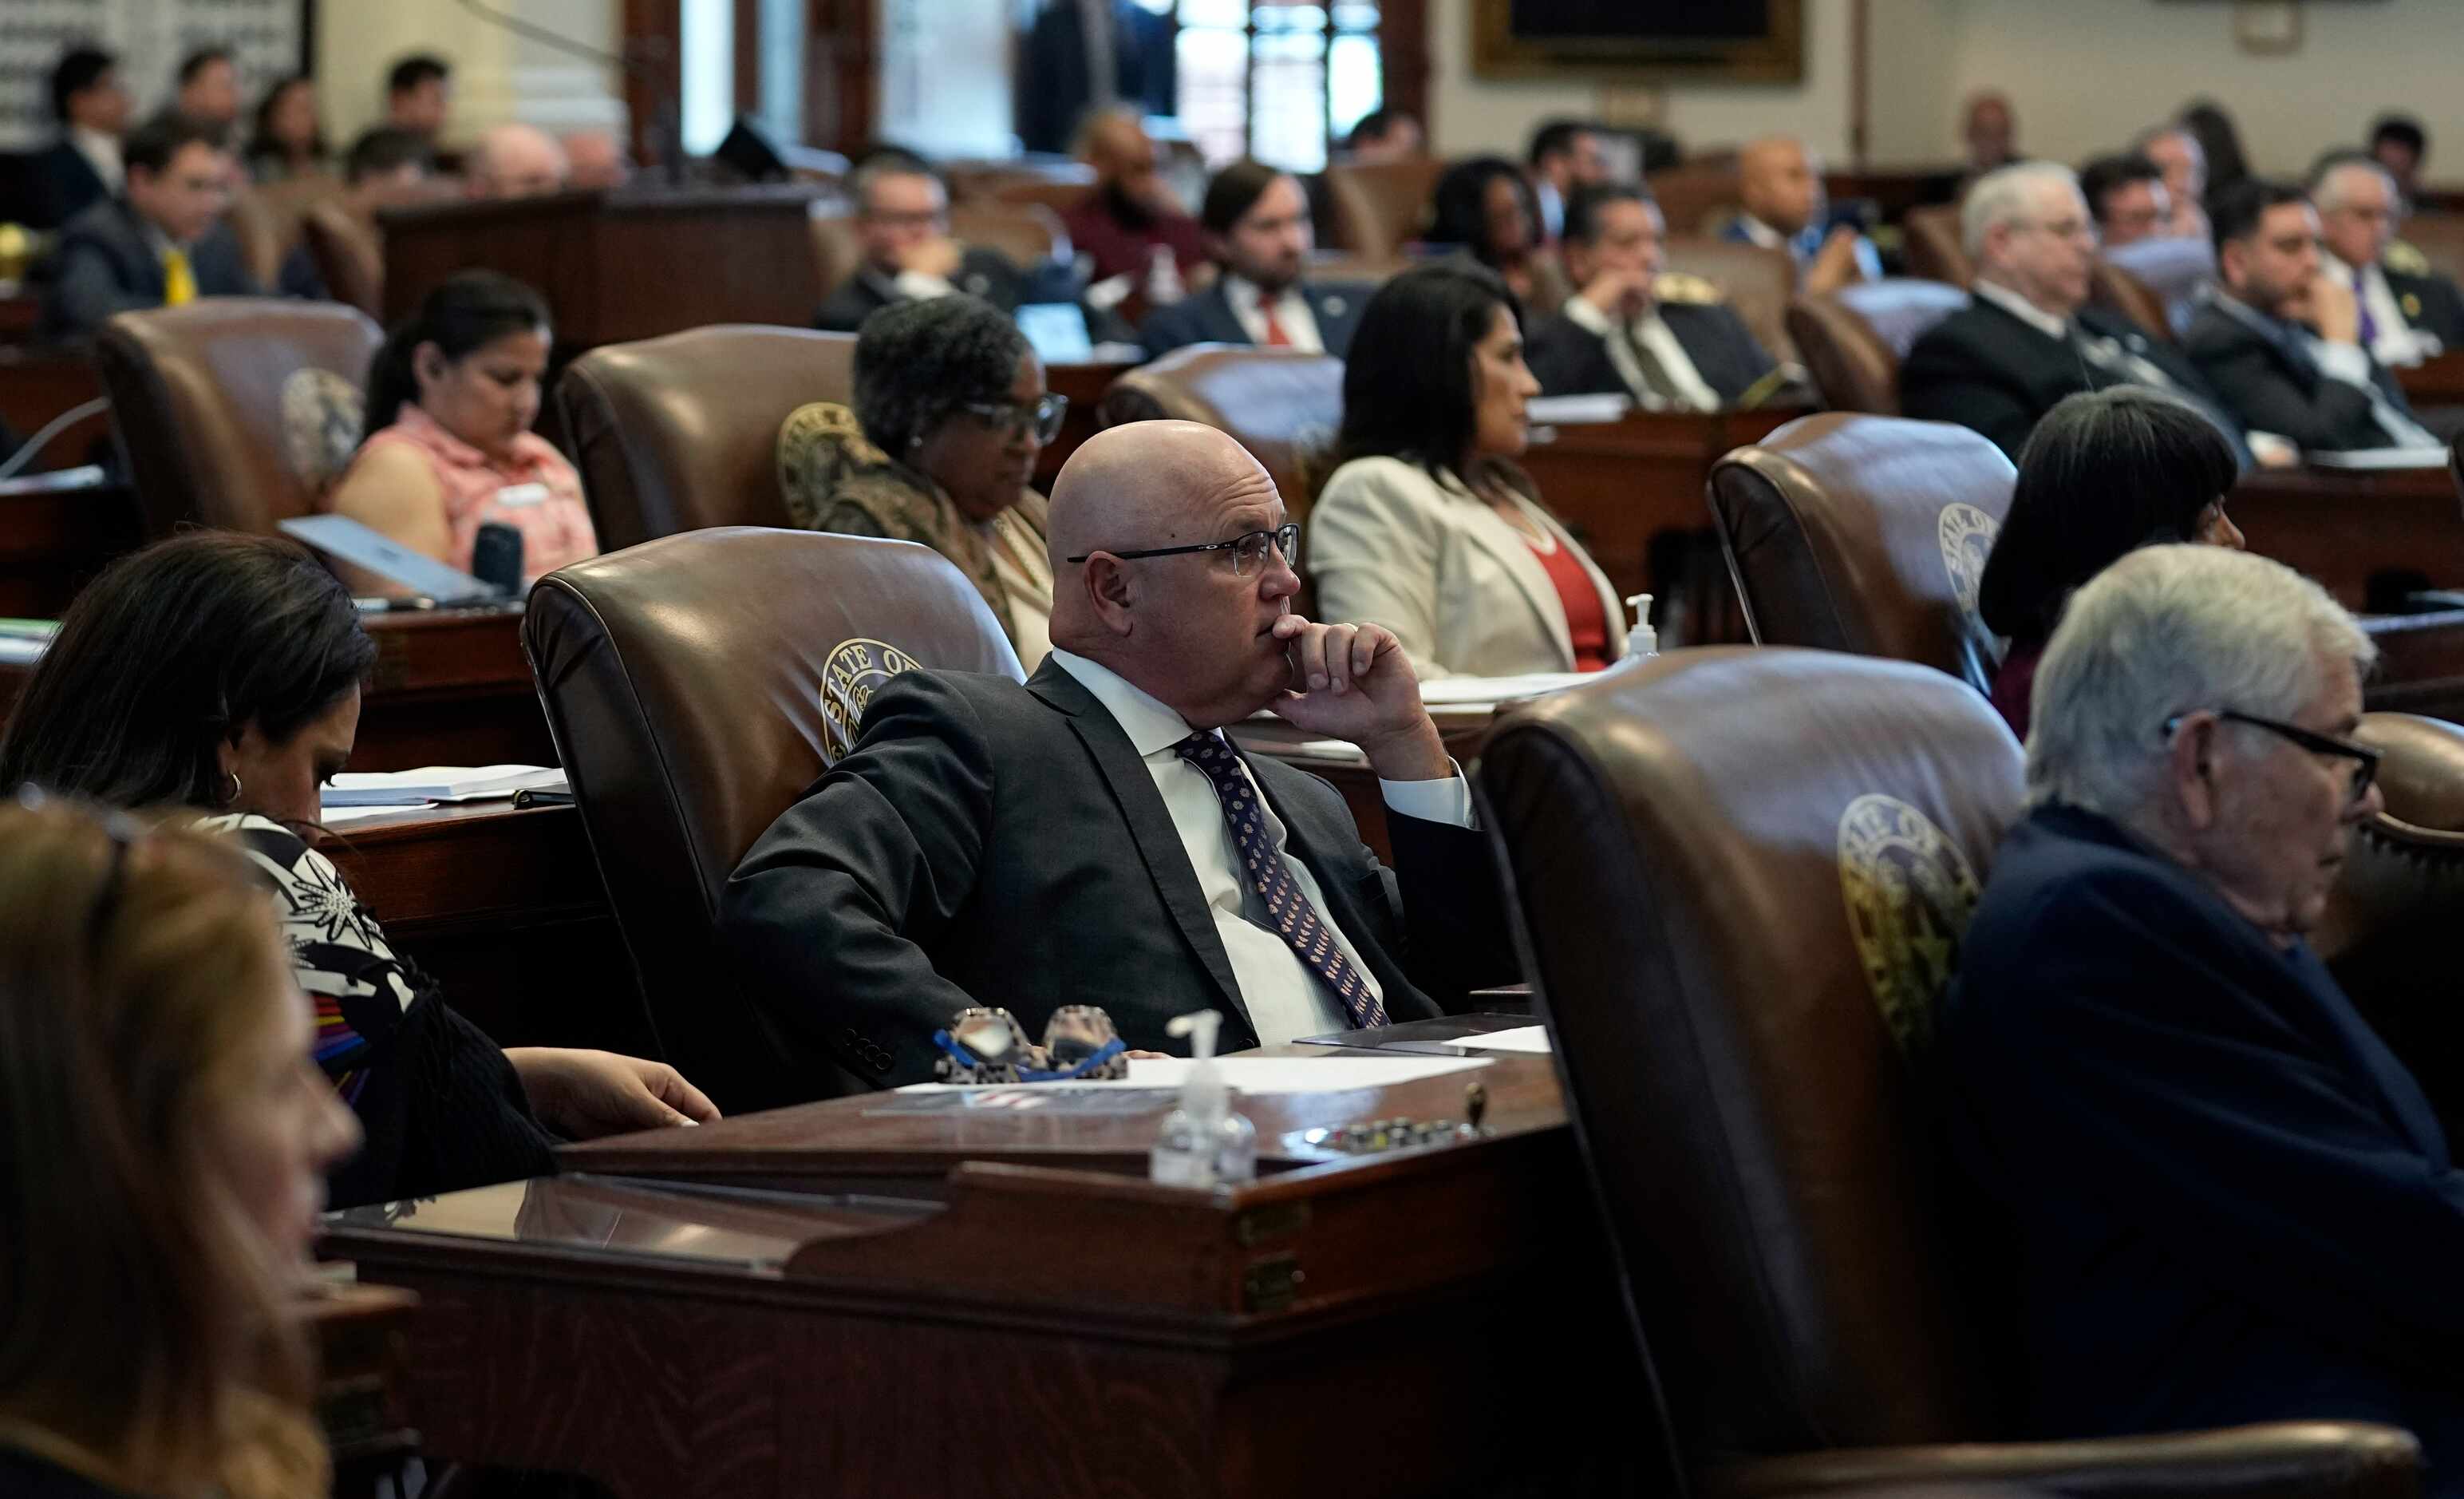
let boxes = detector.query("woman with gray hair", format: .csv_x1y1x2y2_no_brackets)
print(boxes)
1937,544,2464,1477
778,295,1060,666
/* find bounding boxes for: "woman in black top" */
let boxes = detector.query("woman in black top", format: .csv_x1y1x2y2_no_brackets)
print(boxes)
0,533,718,1208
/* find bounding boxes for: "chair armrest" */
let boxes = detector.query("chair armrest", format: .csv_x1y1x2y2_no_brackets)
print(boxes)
1705,1422,2419,1499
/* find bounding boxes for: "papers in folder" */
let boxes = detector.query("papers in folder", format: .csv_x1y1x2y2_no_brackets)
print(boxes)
322,765,567,808
0,619,55,667
1525,394,1632,427
2304,447,2451,471
1417,673,1591,709
896,1054,1493,1094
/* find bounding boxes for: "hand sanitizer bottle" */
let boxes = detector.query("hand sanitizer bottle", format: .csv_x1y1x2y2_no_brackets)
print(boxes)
1625,593,1658,657
1150,1010,1257,1188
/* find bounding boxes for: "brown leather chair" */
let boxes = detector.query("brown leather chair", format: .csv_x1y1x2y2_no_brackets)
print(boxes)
1097,346,1345,520
1320,157,1446,261
1708,413,2016,694
948,200,1070,270
1900,204,1972,288
93,299,384,538
2088,261,2170,342
1664,235,1800,365
555,325,858,548
992,177,1093,217
1476,645,2421,1499
1646,160,1744,236
2099,235,2217,339
525,526,1025,1113
301,199,385,318
225,173,346,287
1786,279,1969,414
810,205,862,310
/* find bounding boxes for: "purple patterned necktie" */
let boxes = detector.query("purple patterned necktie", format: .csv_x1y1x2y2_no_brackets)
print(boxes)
1175,731,1389,1029
2355,264,2380,349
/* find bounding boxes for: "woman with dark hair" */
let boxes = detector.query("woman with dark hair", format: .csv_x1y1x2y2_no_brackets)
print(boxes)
0,533,717,1209
778,295,1056,666
1426,156,1570,317
243,74,327,183
2179,99,2252,209
0,796,358,1499
1979,386,2246,739
1310,263,1625,678
329,270,597,583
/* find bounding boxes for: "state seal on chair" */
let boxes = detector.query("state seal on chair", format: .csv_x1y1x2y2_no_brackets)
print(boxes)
819,637,923,765
1936,502,1999,623
1836,793,1982,1054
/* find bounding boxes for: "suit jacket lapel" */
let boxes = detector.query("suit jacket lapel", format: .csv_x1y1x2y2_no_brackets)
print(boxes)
1306,283,1356,349
1200,285,1250,346
1448,473,1577,666
1025,661,1253,1028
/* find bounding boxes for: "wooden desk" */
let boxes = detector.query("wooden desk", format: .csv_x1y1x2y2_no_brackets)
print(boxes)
323,1051,1639,1498
2231,463,2462,612
0,606,555,769
322,802,646,1056
1516,408,1810,645
0,465,139,617
2396,351,2464,409
0,343,111,471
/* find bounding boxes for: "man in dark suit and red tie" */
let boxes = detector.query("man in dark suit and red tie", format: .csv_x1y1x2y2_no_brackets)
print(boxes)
721,421,1518,1090
1138,159,1371,361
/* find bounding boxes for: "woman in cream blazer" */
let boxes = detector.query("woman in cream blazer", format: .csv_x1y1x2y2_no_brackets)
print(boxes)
1309,263,1627,678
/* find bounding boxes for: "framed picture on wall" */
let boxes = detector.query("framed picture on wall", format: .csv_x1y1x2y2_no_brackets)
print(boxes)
1471,0,1805,84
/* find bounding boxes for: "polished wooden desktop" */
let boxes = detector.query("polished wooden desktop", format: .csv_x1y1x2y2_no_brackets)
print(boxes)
322,1050,1638,1498
2231,461,2464,612
2395,351,2464,409
0,465,138,617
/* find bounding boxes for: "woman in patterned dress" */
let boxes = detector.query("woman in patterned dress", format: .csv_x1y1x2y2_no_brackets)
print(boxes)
0,533,717,1208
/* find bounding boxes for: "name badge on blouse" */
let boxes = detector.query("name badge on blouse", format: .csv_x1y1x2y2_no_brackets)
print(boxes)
493,482,550,508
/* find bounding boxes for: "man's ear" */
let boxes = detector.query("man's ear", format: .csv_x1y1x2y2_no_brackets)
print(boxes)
1081,555,1136,635
2166,711,2221,833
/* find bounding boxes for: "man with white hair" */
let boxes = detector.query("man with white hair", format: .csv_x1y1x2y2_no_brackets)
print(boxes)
1945,544,2464,1473
1901,161,2243,461
2136,123,2211,241
2310,150,2464,369
466,123,568,200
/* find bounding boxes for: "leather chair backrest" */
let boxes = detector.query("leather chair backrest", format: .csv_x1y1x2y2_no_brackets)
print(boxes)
525,527,1024,1112
93,299,384,537
992,178,1092,217
948,200,1070,269
948,159,1094,203
1708,413,2016,694
301,199,385,318
1662,235,1799,365
225,173,346,287
1320,157,1446,260
2088,261,2170,342
2400,211,2464,285
1098,346,1346,519
555,325,858,548
810,205,862,307
1645,161,1743,236
1901,204,1972,287
1785,279,1968,415
1479,647,2027,1457
2099,235,2217,338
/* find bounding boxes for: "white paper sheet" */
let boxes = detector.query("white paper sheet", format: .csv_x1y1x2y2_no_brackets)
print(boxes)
1447,1025,1553,1054
1526,394,1633,426
1418,673,1590,707
325,765,566,806
898,1054,1493,1094
317,803,432,826
2304,447,2450,471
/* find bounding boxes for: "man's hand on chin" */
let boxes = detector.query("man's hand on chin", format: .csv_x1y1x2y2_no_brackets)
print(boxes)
1265,615,1451,781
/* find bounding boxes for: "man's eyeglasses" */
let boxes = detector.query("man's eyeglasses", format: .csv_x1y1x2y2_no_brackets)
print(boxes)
1068,523,1301,579
2163,710,2383,801
961,393,1068,445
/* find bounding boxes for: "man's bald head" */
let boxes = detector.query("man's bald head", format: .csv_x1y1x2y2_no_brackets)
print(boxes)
1739,135,1822,235
1048,421,1299,725
468,124,568,200
560,129,630,190
1077,107,1157,182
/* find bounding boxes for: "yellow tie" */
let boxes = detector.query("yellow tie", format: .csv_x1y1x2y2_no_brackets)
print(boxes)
160,247,196,307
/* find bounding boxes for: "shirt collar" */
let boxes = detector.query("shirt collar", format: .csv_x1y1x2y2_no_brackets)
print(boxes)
397,401,545,475
1561,293,1661,339
2201,285,2292,342
1047,647,1203,757
1972,277,2071,341
1734,213,1787,251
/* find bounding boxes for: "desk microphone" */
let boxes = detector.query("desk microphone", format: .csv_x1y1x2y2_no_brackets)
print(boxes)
472,522,525,598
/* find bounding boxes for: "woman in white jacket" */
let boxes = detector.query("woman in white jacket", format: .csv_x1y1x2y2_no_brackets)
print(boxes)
1310,262,1627,678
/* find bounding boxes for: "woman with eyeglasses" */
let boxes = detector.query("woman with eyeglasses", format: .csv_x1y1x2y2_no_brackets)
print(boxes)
1979,386,2247,742
1310,263,1628,678
0,533,717,1212
0,795,359,1499
780,295,1059,666
329,270,599,586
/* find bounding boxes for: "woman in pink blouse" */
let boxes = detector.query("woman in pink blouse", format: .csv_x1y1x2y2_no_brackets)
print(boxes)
330,271,598,583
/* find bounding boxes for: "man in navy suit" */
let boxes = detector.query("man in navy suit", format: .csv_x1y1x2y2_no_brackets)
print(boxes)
1138,160,1370,362
1526,184,1775,409
1945,543,2464,1481
24,46,131,231
1723,135,1879,295
41,113,259,340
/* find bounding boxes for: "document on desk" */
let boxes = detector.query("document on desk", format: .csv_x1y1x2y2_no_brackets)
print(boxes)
1447,1025,1552,1054
2304,447,2451,470
323,765,568,806
1418,673,1591,707
896,1054,1493,1095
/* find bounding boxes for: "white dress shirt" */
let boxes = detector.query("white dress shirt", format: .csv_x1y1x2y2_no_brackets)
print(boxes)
1973,279,2190,394
1224,274,1324,353
1047,648,1473,1044
2324,251,2443,368
70,125,122,192
1560,295,1721,411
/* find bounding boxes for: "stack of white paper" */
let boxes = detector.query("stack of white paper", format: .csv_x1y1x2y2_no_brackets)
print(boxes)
322,765,567,808
1419,674,1591,708
896,1054,1493,1094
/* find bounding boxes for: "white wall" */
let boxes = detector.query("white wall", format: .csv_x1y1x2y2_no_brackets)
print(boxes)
1426,0,2464,179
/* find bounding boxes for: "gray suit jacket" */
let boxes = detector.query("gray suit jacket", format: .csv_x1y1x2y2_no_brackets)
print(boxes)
41,196,261,340
718,658,1518,1090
